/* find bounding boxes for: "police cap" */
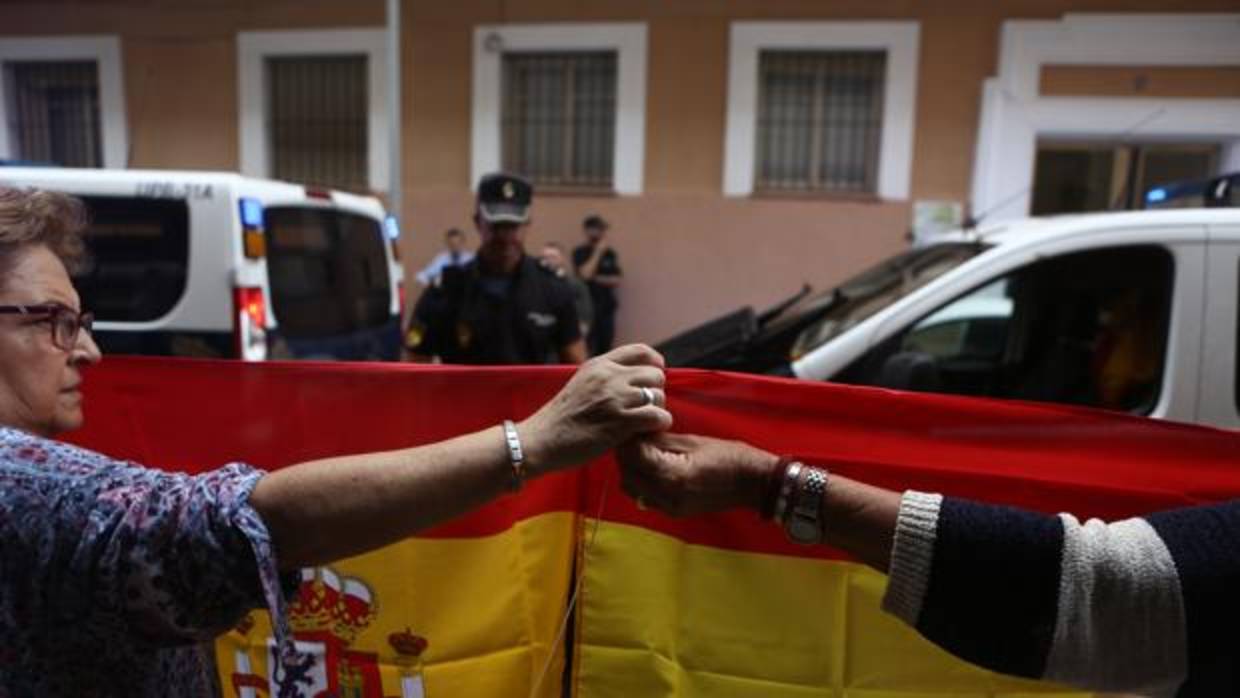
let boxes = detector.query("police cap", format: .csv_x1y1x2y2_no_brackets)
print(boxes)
477,172,533,224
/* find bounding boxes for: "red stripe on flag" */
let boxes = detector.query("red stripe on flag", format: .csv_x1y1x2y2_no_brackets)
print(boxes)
587,370,1240,558
66,356,583,538
65,358,1240,551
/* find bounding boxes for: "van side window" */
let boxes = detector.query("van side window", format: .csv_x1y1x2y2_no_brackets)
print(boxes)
265,207,392,340
839,245,1174,414
73,196,190,322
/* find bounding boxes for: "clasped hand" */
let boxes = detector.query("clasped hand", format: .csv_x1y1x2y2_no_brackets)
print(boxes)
526,344,779,517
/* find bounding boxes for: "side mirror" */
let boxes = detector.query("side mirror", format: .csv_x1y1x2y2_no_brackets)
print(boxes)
876,351,941,392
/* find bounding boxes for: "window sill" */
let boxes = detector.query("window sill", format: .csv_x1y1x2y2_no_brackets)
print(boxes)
750,189,882,203
534,185,618,198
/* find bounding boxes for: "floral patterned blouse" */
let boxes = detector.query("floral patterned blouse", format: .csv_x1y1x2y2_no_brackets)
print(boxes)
0,425,295,696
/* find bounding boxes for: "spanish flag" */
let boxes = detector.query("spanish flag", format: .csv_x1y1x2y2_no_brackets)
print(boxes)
72,358,583,698
69,359,1240,697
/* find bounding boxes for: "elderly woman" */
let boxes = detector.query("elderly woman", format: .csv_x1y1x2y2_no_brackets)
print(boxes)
0,187,671,696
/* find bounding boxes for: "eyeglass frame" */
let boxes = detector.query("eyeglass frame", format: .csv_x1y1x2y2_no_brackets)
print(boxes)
0,303,95,351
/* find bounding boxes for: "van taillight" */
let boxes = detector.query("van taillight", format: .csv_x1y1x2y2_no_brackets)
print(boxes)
398,281,407,315
233,286,268,361
239,198,266,259
238,287,266,327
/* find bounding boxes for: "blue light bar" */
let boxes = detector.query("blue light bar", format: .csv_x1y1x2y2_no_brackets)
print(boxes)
1146,188,1168,203
240,198,264,228
384,215,401,241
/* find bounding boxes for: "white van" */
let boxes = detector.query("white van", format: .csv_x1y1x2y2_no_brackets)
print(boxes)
661,209,1240,429
0,167,405,361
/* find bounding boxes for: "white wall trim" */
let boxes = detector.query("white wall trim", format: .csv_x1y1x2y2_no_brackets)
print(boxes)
0,35,127,168
973,13,1240,222
722,21,920,200
1223,142,1240,174
471,22,647,195
237,28,388,190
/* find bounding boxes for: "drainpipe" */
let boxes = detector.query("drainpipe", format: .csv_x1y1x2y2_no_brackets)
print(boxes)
387,0,402,221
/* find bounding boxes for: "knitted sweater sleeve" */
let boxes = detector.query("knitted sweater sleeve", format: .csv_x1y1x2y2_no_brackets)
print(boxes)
881,492,1240,697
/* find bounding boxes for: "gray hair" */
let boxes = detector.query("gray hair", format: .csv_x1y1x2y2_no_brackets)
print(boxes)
0,187,88,291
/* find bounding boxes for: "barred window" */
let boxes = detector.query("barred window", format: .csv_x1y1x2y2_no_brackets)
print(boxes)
502,52,616,189
756,50,886,194
267,55,368,190
4,60,102,167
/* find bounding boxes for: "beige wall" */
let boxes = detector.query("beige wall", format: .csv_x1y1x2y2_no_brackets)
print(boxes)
1041,65,1240,98
403,192,912,344
2,0,1236,346
123,38,240,171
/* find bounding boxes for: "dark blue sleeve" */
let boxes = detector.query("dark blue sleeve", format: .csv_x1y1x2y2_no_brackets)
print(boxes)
1145,500,1240,696
408,281,451,356
572,245,589,273
601,249,622,276
551,279,582,348
916,497,1065,678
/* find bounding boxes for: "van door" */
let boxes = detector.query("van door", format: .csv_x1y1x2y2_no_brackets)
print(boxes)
1197,224,1240,428
835,239,1206,419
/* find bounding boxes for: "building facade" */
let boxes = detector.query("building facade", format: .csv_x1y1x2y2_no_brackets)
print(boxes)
2,1,1238,345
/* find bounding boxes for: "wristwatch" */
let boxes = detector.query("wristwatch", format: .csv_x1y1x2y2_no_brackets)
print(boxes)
785,467,828,545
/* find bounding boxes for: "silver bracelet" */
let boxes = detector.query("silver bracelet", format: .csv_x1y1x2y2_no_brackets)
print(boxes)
502,420,526,491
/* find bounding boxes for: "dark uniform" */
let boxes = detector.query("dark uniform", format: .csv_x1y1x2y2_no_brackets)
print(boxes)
573,242,622,356
405,255,581,364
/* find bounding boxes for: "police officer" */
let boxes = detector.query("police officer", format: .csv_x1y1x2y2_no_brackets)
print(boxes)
404,173,586,365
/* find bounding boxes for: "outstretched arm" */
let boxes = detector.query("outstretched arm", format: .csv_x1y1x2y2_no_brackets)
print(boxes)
251,344,671,569
617,433,1230,696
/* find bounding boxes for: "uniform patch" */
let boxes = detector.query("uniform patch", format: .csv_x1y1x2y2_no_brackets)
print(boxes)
456,321,473,349
404,323,425,350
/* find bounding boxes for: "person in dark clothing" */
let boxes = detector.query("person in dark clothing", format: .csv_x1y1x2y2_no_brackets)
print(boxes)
404,173,585,365
572,215,622,356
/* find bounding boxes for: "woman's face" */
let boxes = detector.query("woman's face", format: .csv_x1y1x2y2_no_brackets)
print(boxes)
0,245,102,436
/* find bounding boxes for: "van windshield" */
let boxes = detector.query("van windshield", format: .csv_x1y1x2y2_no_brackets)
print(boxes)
265,207,393,339
790,242,987,359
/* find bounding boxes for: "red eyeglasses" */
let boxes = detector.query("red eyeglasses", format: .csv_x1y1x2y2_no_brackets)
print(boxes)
0,304,95,351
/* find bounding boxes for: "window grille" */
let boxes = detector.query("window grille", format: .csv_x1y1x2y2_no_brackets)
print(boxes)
502,51,616,188
755,50,886,194
267,55,368,190
4,60,102,167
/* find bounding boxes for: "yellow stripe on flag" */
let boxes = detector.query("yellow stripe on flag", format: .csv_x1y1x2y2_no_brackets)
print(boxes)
576,520,1095,698
216,512,577,697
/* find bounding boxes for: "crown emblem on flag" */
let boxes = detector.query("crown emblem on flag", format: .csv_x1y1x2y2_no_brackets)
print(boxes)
388,627,429,663
233,613,255,636
288,567,377,646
